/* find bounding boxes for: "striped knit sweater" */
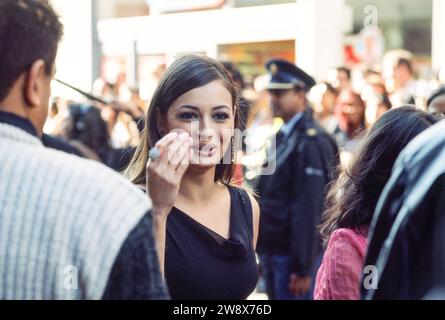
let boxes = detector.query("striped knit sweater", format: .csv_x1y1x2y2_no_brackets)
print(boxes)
0,123,151,299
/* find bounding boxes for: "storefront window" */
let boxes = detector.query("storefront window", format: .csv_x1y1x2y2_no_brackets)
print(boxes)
218,40,295,79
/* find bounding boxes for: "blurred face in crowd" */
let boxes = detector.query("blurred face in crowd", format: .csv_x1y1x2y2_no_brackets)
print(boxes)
268,88,306,122
336,90,365,128
327,68,350,91
392,63,412,89
321,89,337,115
365,97,390,128
336,70,350,91
310,83,337,117
162,80,235,168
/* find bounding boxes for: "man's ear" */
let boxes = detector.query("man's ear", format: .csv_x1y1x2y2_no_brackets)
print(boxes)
23,59,46,108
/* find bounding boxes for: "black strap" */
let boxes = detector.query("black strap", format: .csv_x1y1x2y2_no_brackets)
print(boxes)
234,187,254,239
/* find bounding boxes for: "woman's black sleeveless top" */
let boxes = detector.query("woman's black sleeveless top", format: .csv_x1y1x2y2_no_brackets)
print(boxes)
165,185,259,300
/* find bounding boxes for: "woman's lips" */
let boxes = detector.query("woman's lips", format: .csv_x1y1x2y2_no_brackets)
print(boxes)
192,145,218,157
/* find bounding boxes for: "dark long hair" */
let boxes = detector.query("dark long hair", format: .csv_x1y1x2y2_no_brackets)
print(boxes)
63,103,111,162
126,54,241,185
319,106,440,245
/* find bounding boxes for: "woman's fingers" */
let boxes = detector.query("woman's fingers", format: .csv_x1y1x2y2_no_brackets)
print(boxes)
173,137,193,171
153,131,179,159
145,131,192,215
175,138,193,176
148,131,191,183
154,132,188,172
146,130,192,190
147,131,180,170
166,132,190,166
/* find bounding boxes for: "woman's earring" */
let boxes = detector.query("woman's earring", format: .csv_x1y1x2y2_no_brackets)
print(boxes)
231,136,235,164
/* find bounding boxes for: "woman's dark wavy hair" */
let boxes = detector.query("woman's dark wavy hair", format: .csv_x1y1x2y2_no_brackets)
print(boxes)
319,106,440,246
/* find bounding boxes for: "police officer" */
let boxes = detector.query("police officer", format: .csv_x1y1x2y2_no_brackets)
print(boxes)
256,58,339,300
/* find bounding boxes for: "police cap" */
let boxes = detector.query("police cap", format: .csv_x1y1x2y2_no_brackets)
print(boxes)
265,58,316,91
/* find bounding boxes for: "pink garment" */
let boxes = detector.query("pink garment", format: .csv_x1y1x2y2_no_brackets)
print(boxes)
314,228,368,300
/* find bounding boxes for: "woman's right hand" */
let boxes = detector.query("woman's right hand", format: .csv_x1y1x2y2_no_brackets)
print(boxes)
146,130,191,276
146,131,192,218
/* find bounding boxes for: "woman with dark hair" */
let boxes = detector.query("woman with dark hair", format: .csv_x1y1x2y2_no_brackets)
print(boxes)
125,55,260,300
314,106,440,300
333,89,367,167
59,103,134,171
333,90,366,143
61,104,110,162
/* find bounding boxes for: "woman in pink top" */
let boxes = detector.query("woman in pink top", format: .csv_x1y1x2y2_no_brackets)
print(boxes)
314,106,440,300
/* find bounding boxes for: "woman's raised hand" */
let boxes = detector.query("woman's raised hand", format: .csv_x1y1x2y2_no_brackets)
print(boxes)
146,131,192,217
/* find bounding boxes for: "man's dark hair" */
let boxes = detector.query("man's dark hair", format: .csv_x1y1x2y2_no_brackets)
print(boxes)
0,0,63,101
396,57,413,74
336,66,351,80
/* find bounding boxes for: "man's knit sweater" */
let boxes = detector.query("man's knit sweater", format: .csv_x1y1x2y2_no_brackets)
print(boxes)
0,114,168,299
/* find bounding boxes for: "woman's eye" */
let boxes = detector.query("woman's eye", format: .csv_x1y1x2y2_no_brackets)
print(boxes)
213,113,230,120
178,112,199,120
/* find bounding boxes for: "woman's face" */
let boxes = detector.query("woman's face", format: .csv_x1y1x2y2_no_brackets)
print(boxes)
321,90,336,114
337,91,365,127
163,80,235,168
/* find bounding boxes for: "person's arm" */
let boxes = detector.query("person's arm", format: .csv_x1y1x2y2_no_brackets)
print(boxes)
152,208,169,277
290,140,326,275
102,213,169,300
146,131,192,276
315,230,365,300
288,135,335,294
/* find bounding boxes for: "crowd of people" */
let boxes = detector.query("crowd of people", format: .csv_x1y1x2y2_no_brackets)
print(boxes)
1,0,445,300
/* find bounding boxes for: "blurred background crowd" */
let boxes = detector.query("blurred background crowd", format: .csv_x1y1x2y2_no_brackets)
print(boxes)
45,0,445,181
